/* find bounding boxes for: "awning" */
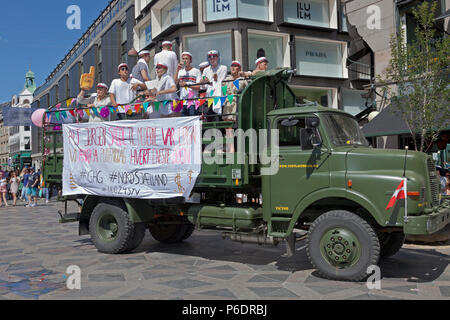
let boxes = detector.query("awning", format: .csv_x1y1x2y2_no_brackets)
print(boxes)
363,104,450,137
21,153,32,158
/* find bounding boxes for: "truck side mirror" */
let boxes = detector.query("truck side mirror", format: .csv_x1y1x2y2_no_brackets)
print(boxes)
300,128,322,150
306,117,320,129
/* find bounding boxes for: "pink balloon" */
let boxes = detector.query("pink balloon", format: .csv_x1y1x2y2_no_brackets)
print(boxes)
32,109,49,128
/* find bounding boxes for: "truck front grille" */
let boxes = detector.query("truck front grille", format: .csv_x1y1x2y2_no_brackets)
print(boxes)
427,159,440,207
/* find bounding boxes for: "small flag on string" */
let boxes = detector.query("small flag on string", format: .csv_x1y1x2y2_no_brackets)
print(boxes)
228,95,234,104
92,108,99,117
214,97,220,105
210,90,214,96
55,112,60,120
71,98,76,105
56,103,61,110
173,101,183,113
195,100,201,110
233,80,240,91
154,102,160,112
199,99,206,106
86,109,91,117
69,110,76,117
124,105,130,113
220,97,227,105
77,109,84,118
61,111,67,119
188,90,195,99
163,100,169,105
222,86,227,96
66,99,72,107
143,102,150,112
208,99,214,108
109,107,116,114
135,104,141,113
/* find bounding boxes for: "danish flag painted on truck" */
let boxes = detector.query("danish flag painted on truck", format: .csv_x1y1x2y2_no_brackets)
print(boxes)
386,178,407,211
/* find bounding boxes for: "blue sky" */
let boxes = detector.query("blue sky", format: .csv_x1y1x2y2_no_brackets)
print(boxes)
0,0,110,103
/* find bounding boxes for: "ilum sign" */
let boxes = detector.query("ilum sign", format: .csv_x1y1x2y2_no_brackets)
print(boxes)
213,0,231,13
207,0,237,20
284,0,330,28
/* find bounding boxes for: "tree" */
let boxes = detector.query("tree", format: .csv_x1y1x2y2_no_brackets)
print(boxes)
379,1,450,152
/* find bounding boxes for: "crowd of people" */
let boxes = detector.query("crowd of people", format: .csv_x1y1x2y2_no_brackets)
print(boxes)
0,167,52,208
77,41,269,123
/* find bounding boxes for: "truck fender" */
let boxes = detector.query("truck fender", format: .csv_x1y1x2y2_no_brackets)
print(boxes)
286,188,384,236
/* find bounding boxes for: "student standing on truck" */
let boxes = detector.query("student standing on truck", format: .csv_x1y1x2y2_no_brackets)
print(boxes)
154,41,178,78
77,83,111,122
201,50,228,119
174,52,202,117
131,50,151,83
242,57,269,77
223,61,248,153
109,63,147,117
144,63,178,118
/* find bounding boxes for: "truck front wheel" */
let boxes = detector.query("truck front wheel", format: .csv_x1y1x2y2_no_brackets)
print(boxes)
379,232,405,258
89,200,145,254
306,210,380,282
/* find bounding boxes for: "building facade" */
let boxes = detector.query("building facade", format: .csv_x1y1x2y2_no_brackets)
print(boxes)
31,0,137,169
0,102,11,170
345,0,449,153
133,0,373,113
9,70,36,169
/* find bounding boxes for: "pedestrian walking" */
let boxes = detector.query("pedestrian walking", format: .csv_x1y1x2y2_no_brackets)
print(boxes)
20,168,29,202
26,168,39,208
0,172,8,207
9,172,20,207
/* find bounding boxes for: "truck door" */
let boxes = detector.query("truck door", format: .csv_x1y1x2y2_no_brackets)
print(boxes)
269,116,330,215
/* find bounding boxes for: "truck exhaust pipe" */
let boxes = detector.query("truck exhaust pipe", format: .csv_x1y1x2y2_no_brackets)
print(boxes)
222,232,280,246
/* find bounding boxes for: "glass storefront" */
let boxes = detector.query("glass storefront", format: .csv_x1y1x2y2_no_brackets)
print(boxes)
284,0,331,28
291,86,336,108
342,89,367,116
205,0,269,22
185,32,233,68
139,21,152,49
296,38,345,78
161,0,193,31
247,32,284,69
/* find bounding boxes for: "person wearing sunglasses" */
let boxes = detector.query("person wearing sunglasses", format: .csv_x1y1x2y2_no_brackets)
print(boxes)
109,63,147,112
77,83,111,122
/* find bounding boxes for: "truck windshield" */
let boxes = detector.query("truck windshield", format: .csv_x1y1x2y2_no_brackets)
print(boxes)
322,113,369,147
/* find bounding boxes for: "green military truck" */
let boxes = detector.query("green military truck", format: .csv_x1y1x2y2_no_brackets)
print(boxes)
44,68,450,281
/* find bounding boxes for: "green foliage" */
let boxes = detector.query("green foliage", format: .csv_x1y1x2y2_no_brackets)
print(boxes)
379,1,450,152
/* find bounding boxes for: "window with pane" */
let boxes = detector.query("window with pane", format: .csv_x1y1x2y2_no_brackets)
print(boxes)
248,32,284,69
277,118,306,147
185,32,233,69
161,0,193,31
291,87,334,107
296,38,344,78
340,3,348,32
284,0,331,28
205,0,269,21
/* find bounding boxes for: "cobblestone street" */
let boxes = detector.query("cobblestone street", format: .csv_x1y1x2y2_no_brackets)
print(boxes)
0,200,449,300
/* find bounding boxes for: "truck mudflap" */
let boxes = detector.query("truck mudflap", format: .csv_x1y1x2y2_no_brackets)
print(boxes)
404,200,450,235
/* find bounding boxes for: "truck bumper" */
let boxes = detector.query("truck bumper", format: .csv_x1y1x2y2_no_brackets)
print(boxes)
404,200,450,235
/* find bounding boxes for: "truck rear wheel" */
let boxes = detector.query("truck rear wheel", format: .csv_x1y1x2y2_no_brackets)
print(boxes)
89,200,144,254
379,232,405,258
149,216,191,244
306,210,380,282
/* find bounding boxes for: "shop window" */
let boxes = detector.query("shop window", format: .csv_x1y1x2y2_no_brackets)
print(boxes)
284,0,337,28
342,89,367,116
291,86,337,108
295,38,346,78
184,32,233,69
340,2,348,32
161,0,193,31
248,32,286,69
205,0,270,22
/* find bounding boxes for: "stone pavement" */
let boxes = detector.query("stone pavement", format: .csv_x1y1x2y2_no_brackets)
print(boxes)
0,199,449,300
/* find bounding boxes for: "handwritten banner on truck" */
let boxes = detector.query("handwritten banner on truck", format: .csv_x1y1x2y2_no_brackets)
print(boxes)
62,117,202,199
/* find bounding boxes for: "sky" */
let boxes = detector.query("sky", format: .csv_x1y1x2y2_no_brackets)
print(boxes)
0,0,111,103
